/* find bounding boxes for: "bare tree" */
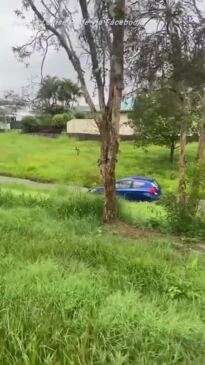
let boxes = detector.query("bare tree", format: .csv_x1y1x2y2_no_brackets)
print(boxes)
15,0,127,223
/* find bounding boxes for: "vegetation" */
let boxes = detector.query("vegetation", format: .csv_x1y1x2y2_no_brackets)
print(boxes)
0,187,204,363
0,132,200,189
74,112,95,119
35,76,80,115
22,114,72,133
130,85,197,162
3,1,204,362
15,0,128,223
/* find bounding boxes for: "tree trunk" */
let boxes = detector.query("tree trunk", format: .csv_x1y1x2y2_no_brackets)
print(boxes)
178,128,187,205
100,116,119,223
191,94,205,199
99,0,125,223
170,140,175,163
196,94,205,163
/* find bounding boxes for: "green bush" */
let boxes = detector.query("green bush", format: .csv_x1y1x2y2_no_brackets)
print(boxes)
162,193,205,238
37,114,52,130
22,116,40,133
22,114,69,133
22,115,53,133
52,113,73,131
74,112,86,119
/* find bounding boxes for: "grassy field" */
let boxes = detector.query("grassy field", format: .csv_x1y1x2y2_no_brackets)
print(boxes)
0,187,204,364
0,132,199,191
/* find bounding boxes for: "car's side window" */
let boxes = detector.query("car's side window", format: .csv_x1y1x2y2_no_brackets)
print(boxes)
132,181,145,188
116,180,132,189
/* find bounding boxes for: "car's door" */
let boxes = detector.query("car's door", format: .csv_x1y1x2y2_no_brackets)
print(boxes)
130,180,147,201
116,180,133,199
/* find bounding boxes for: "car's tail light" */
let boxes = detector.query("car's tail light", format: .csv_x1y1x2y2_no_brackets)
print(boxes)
148,187,158,195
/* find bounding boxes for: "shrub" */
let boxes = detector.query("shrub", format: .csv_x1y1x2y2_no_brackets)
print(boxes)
74,112,98,119
52,113,73,131
74,112,86,119
162,192,205,238
37,114,52,130
22,116,40,133
22,115,53,133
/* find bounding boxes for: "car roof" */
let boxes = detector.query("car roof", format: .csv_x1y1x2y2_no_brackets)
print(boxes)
118,177,154,182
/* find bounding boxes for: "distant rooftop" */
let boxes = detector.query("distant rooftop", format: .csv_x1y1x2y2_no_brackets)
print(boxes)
74,97,134,114
121,97,134,111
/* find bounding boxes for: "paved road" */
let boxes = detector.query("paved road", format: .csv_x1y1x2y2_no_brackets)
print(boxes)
0,175,88,192
0,175,204,209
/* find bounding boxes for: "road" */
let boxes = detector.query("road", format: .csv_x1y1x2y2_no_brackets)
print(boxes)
0,175,88,192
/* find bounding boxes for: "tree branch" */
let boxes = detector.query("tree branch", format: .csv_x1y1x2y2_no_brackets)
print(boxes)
192,0,204,21
79,0,105,111
107,0,125,132
27,0,99,120
41,0,56,18
41,34,54,82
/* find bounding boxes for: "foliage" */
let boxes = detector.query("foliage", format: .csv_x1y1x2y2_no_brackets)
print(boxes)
127,1,205,90
37,114,52,130
74,112,96,119
0,187,204,363
74,112,87,119
52,113,73,130
22,114,73,133
161,192,205,238
130,85,196,161
161,162,205,238
35,76,80,115
22,116,40,133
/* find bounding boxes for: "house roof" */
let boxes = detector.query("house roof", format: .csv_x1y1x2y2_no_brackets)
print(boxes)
121,98,134,111
74,98,134,114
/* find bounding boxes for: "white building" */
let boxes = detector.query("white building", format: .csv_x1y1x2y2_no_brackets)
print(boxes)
0,119,11,131
67,98,134,140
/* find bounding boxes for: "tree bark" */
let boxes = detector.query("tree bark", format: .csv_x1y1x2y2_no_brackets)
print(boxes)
178,128,187,205
99,0,125,223
196,94,205,163
191,94,205,200
100,113,119,223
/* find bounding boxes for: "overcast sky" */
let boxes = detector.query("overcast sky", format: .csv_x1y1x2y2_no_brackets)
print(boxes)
0,0,77,98
0,0,205,100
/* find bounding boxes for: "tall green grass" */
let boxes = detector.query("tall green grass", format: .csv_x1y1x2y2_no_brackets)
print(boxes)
0,132,199,192
119,200,168,230
0,189,204,363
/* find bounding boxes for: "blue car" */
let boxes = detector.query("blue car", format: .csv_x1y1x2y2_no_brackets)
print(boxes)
91,177,162,202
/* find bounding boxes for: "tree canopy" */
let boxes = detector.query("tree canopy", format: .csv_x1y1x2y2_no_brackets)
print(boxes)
130,83,196,162
35,76,80,114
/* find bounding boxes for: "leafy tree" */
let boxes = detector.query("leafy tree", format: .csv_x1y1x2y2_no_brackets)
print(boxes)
36,76,80,115
130,85,195,162
57,79,80,107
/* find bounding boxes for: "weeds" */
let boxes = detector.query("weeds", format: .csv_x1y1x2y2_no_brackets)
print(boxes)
0,189,204,363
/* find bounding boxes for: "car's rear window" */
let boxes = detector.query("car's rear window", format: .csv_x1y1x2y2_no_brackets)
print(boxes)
151,180,160,188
